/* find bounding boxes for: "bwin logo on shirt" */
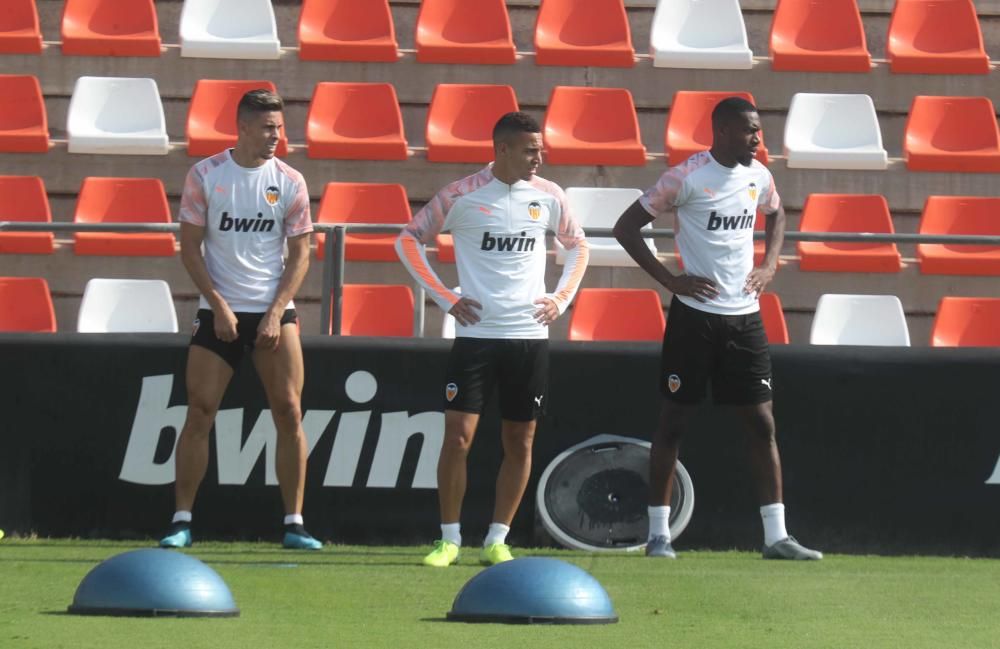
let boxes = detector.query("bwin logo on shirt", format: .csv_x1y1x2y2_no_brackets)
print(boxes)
481,231,536,252
219,211,276,233
707,209,754,231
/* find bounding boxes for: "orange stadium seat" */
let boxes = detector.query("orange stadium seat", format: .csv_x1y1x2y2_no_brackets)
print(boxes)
544,87,646,166
917,196,1000,275
0,75,48,153
770,0,871,72
415,0,515,65
888,0,989,74
759,292,790,344
73,177,175,256
0,0,42,54
61,0,161,57
307,82,407,160
903,96,1000,173
426,84,518,163
665,91,768,166
931,297,1000,347
315,182,412,262
187,80,288,158
0,277,56,332
298,0,398,62
534,0,635,67
797,194,901,273
569,289,665,341
338,284,414,337
0,176,53,255
436,234,456,263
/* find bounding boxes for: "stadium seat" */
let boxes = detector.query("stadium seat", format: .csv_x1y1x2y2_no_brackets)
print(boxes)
61,0,161,57
187,80,288,158
0,75,48,153
426,84,518,163
810,294,910,346
0,0,42,54
569,289,665,341
338,284,414,337
179,0,280,59
544,87,646,166
649,0,752,69
307,82,407,160
77,278,178,333
67,76,168,155
73,177,175,256
315,182,412,262
784,93,887,170
0,277,56,332
770,0,871,72
665,91,768,166
917,196,1000,276
557,188,651,267
931,297,1000,347
415,0,515,65
759,292,789,344
0,176,53,255
888,0,989,74
797,194,901,273
903,96,1000,173
298,0,398,62
534,0,635,68
436,234,456,263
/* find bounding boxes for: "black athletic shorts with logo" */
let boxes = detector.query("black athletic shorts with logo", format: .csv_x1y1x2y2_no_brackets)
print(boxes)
660,296,772,405
444,338,549,422
190,308,298,370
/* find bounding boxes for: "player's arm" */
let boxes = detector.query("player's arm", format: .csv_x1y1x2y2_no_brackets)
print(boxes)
535,190,590,325
256,232,310,350
744,193,786,297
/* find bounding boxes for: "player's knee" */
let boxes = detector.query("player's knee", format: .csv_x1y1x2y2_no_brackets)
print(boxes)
442,429,474,455
184,400,218,430
746,415,776,443
268,396,302,426
502,429,534,460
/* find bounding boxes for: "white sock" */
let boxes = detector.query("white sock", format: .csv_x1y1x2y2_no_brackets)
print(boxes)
648,506,671,541
484,523,510,547
760,503,788,546
284,514,304,526
441,522,461,546
172,510,192,524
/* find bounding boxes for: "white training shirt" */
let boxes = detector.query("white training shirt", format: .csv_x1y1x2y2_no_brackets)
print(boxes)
396,165,589,339
640,151,781,315
179,150,313,313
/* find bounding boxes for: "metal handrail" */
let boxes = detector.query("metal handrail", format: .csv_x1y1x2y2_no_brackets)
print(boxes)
6,221,1000,335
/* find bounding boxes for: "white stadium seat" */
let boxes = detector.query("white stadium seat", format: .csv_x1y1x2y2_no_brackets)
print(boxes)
77,278,178,333
66,76,168,155
557,188,653,267
180,0,280,60
809,294,910,346
784,93,888,170
649,0,753,69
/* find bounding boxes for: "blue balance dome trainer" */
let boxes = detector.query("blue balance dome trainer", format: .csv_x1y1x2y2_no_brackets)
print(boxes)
68,549,239,617
448,557,618,624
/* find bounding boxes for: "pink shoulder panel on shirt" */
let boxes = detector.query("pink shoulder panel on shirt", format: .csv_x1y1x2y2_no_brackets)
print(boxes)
758,164,782,213
640,152,713,218
528,175,584,247
178,151,229,226
274,159,313,237
404,166,494,244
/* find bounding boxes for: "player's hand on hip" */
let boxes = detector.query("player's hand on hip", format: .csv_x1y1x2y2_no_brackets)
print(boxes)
213,303,239,342
533,297,560,326
255,311,282,351
665,274,719,303
744,266,775,297
448,297,482,326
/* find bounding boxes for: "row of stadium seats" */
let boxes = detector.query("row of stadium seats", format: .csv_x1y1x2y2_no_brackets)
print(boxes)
4,175,1000,276
4,74,1000,172
4,276,999,347
2,0,991,75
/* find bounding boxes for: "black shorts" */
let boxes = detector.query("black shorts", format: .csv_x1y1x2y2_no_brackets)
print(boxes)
190,308,298,370
444,338,549,422
660,297,772,405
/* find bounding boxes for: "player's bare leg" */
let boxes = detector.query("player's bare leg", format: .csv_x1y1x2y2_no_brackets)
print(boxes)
492,418,536,525
646,399,697,558
252,323,320,549
423,410,479,566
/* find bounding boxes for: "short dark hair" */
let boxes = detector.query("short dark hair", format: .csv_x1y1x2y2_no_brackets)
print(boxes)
493,111,541,144
236,89,284,123
712,97,758,130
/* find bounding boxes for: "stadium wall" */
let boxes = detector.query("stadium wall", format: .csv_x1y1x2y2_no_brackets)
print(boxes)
1,335,998,556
